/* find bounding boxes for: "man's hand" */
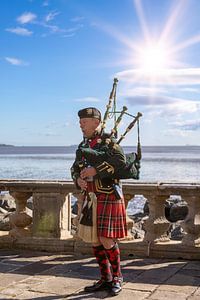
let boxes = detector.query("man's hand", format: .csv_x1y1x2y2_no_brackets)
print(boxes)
80,167,97,179
77,177,87,190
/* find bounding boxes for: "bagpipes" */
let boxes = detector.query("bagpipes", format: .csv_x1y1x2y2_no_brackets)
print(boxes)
77,78,142,180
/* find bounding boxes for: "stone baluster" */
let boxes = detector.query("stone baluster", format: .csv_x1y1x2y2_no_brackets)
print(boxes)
9,191,32,238
32,192,72,239
181,195,200,246
143,194,170,243
72,193,84,238
124,193,135,240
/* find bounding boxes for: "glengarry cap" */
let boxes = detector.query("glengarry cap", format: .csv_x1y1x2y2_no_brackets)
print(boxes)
78,107,101,120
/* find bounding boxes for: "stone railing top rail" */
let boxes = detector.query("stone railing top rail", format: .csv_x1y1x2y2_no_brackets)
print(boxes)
123,181,200,196
0,180,200,196
0,179,76,194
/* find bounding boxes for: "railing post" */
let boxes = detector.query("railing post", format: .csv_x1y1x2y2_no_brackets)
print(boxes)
143,194,170,243
181,195,200,246
9,191,32,238
32,192,72,239
124,193,135,239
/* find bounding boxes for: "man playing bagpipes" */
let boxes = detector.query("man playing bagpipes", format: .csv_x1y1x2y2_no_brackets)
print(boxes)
71,80,142,296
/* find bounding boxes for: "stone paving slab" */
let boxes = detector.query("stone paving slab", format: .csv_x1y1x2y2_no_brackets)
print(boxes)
0,250,200,299
187,286,200,300
67,289,151,300
0,262,20,272
31,276,92,296
124,282,158,292
148,290,189,300
183,261,200,270
157,273,200,293
0,273,29,289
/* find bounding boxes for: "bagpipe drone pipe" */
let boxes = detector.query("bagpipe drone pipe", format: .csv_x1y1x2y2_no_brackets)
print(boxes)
77,78,142,180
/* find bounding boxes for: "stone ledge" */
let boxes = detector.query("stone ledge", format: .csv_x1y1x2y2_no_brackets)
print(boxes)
1,234,200,260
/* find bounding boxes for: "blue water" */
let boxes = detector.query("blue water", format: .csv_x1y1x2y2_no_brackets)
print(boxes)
0,145,199,215
0,145,199,182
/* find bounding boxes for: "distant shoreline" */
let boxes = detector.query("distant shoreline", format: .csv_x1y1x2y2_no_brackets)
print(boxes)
0,144,199,148
0,145,200,155
0,144,14,147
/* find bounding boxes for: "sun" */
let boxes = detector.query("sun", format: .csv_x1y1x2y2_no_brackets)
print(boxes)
136,43,170,75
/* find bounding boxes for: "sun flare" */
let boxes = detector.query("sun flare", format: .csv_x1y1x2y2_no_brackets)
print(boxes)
136,44,170,75
99,0,200,85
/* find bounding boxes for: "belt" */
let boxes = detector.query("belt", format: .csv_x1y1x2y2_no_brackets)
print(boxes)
86,179,118,194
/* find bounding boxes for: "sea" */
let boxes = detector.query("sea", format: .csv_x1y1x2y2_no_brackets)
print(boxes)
0,145,199,215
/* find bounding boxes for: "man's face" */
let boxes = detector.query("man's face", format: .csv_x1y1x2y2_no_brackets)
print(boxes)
79,118,100,138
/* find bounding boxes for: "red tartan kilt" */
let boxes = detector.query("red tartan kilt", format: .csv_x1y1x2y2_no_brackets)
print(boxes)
96,192,127,239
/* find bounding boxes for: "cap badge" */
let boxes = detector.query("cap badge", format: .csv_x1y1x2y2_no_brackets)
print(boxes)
87,108,93,115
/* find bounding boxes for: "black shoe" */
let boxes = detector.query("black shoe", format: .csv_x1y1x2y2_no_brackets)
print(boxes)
110,278,122,296
84,279,112,292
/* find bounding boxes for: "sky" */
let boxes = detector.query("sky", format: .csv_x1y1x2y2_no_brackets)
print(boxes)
1,0,200,146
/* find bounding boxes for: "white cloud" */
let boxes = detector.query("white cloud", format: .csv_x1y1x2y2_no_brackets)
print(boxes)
5,57,28,66
6,27,33,36
125,94,200,111
9,11,83,38
119,86,167,97
17,12,37,24
172,119,200,131
62,33,76,38
65,24,84,33
125,93,200,118
177,87,200,93
163,100,199,116
60,25,83,38
74,97,100,102
45,11,60,22
126,95,172,105
143,118,152,124
41,23,60,33
116,68,200,85
164,128,189,137
37,22,82,37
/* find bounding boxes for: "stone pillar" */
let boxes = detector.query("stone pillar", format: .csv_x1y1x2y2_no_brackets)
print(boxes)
181,195,200,246
144,194,170,243
9,192,32,238
32,192,72,239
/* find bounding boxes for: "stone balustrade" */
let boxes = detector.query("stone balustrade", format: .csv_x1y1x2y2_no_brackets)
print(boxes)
0,180,200,259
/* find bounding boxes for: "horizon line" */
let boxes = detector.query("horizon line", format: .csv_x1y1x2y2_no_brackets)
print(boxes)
1,144,200,147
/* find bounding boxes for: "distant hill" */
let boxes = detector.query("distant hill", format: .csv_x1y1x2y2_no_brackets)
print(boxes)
0,144,14,147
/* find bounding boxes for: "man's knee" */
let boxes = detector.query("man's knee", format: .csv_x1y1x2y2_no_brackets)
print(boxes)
99,237,115,249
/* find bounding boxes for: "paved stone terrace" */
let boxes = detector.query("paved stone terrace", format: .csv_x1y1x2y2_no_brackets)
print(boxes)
0,250,200,300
